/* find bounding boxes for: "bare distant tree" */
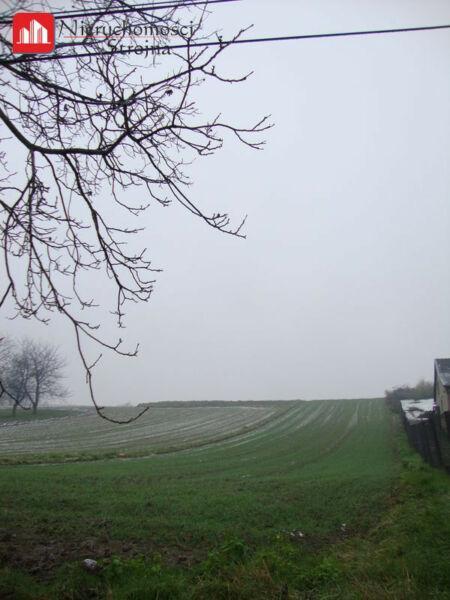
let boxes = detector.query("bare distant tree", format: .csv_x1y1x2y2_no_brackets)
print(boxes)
0,334,15,406
4,339,67,415
0,1,271,421
3,341,32,414
0,335,12,370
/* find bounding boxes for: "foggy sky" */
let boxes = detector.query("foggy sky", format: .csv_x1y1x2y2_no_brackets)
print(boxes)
2,0,450,404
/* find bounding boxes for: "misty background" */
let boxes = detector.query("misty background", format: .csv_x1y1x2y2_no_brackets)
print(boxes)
2,0,450,404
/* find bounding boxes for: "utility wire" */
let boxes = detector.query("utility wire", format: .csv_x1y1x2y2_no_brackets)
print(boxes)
52,0,240,19
2,22,449,65
0,0,240,24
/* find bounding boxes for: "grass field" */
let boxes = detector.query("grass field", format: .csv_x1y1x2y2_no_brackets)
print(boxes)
1,398,450,599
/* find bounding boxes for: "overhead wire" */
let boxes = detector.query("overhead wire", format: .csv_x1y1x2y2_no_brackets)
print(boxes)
1,22,449,65
0,0,240,24
52,0,240,19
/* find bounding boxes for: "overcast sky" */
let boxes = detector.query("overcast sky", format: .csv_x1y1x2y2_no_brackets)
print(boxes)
2,0,450,404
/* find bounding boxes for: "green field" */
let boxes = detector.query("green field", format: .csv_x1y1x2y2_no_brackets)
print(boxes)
1,399,450,599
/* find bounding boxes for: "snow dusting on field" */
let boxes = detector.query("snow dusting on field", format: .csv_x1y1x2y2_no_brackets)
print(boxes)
0,405,278,461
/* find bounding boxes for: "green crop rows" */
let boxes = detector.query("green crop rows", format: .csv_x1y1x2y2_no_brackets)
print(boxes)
1,398,450,599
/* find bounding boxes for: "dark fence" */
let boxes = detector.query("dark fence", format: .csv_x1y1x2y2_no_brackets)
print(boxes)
401,411,443,468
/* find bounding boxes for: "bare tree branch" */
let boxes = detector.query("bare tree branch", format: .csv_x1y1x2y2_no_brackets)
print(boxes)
0,0,272,422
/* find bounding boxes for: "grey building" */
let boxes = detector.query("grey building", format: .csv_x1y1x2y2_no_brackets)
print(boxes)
434,358,450,434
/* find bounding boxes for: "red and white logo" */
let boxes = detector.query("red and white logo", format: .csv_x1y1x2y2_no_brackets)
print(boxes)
13,13,55,54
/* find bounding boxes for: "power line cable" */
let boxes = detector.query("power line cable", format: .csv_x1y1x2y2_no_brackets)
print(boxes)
2,22,449,65
52,0,239,19
0,0,240,24
0,0,188,22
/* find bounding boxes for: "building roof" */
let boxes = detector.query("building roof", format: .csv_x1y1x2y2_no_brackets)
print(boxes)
401,399,435,424
435,359,450,387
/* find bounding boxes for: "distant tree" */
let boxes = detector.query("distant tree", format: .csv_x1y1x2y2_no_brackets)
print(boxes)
0,335,11,371
3,339,68,415
385,379,434,413
0,334,14,406
3,344,31,414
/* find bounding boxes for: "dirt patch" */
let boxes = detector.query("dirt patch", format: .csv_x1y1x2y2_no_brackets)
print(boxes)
0,530,202,580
